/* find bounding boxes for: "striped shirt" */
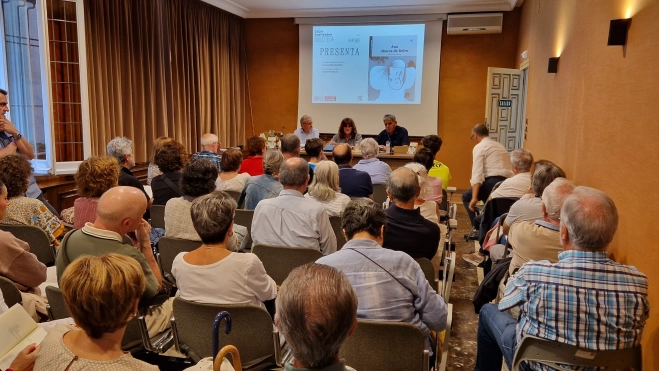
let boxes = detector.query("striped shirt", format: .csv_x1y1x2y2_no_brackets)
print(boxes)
500,250,649,371
191,150,222,170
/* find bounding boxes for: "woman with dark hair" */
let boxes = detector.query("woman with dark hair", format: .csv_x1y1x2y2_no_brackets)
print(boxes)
413,148,443,203
151,140,189,205
240,136,266,176
329,118,362,147
421,135,451,190
165,159,247,251
147,136,174,185
0,154,64,245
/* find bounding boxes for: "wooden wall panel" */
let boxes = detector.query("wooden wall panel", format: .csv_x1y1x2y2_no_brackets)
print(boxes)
517,1,659,368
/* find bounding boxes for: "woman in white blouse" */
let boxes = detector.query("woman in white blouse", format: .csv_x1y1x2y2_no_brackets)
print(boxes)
304,161,351,217
215,148,251,193
171,191,276,308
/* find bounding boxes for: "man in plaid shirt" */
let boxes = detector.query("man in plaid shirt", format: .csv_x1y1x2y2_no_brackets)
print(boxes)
475,186,649,371
191,133,222,170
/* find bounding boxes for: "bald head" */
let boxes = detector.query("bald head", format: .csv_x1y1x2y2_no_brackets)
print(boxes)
279,157,310,188
96,186,147,227
332,144,352,165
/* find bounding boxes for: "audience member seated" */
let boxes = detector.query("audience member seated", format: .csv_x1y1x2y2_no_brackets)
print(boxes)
276,263,358,371
421,135,451,190
61,156,120,229
0,154,64,245
413,148,443,203
333,144,373,199
147,136,174,186
108,136,152,221
304,138,325,171
152,140,189,205
404,163,441,225
238,150,284,210
304,161,351,217
329,117,362,147
35,254,159,370
317,199,447,354
476,187,650,371
172,191,276,308
215,148,250,192
353,138,392,185
240,135,266,176
375,113,410,147
382,168,440,260
56,186,170,336
252,158,337,255
191,133,222,170
0,179,47,321
282,133,314,184
489,148,534,199
166,159,247,251
503,178,575,271
502,160,566,235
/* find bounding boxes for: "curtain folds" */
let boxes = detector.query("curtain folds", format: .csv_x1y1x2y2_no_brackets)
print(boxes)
84,0,245,162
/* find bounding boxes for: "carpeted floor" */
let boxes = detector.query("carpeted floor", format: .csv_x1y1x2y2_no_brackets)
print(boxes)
446,197,480,371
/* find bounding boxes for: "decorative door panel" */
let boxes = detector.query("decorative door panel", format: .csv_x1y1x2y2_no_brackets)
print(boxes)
485,67,525,151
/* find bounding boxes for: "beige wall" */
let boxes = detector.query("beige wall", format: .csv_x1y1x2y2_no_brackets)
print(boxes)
517,1,659,368
244,12,522,188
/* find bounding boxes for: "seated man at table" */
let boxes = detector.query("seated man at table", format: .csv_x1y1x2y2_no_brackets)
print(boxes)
276,263,358,371
383,167,440,260
353,138,392,185
375,113,410,147
332,144,373,199
475,186,650,371
317,198,447,356
252,157,337,255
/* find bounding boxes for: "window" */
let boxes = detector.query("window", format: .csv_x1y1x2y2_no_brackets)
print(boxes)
0,0,89,174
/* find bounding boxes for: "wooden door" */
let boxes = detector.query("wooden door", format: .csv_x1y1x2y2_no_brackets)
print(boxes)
485,68,525,151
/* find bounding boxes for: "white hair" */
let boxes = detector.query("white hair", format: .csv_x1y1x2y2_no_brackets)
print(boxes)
360,138,379,159
541,178,576,221
510,148,533,172
383,113,396,122
106,137,132,165
561,186,618,251
200,134,218,146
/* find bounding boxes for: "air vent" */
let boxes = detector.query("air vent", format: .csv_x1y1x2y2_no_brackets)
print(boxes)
447,13,503,35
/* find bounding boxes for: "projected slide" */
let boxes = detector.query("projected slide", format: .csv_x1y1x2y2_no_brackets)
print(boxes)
312,24,425,104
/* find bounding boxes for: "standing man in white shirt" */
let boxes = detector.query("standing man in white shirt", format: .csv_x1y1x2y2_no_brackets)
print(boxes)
294,115,319,147
489,148,533,199
462,124,513,225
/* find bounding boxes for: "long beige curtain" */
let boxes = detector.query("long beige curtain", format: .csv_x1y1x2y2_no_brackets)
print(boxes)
84,0,245,162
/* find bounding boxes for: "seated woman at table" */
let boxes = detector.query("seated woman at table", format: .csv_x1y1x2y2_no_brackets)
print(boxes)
215,148,250,193
33,254,159,370
304,161,350,217
171,191,277,308
329,117,362,147
0,154,64,245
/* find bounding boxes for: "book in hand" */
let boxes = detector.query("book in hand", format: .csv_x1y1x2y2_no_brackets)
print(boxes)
0,304,47,369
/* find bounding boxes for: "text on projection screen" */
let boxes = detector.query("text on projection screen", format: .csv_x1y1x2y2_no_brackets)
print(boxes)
312,24,425,104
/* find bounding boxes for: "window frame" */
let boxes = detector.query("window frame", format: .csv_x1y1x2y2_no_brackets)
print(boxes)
0,0,91,175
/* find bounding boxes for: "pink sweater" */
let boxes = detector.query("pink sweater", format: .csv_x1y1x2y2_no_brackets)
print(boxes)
73,197,98,229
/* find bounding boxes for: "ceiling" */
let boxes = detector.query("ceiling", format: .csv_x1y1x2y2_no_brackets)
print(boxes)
201,0,521,18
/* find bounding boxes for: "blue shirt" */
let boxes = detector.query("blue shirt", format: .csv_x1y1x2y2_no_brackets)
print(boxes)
317,239,447,352
500,250,649,371
238,174,284,210
337,165,373,198
191,150,222,171
294,127,320,147
375,126,410,146
353,158,392,185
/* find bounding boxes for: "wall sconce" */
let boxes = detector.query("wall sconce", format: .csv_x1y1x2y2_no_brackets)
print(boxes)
547,57,559,73
608,19,631,46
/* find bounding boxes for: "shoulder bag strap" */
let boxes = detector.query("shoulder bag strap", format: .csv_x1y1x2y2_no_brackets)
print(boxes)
162,175,184,197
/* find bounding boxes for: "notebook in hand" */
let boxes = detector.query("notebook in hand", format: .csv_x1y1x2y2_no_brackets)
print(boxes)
0,304,48,369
